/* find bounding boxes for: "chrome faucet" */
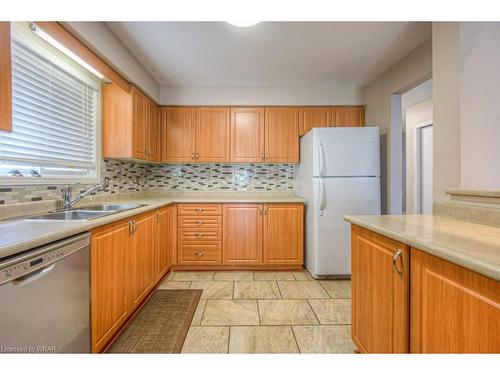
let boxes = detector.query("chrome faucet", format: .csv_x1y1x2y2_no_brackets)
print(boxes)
62,183,104,210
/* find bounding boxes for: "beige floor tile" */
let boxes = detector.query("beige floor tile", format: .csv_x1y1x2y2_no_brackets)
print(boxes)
319,280,352,298
181,326,229,353
292,271,314,280
229,326,299,353
190,282,234,299
277,281,329,299
172,272,214,282
190,300,207,326
292,325,356,353
258,299,319,325
158,281,191,290
308,299,351,324
234,281,281,299
253,272,295,281
202,300,260,326
164,271,175,281
213,272,254,281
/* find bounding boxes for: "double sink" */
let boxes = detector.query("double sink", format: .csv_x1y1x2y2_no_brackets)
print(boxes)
26,204,145,221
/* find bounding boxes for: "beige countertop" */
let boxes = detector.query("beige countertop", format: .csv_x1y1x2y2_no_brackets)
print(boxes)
344,214,500,282
0,192,305,260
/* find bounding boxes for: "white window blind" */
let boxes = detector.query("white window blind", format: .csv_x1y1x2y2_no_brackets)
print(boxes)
0,23,101,183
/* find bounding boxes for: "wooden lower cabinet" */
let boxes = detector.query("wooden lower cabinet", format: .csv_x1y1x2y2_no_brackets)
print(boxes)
410,248,500,353
351,225,500,354
223,204,263,264
351,225,409,353
90,220,131,353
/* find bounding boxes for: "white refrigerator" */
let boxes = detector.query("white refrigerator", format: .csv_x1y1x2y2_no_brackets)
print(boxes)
296,127,381,278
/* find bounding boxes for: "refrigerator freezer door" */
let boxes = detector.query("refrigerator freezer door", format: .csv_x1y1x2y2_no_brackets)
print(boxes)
313,127,380,177
311,176,380,276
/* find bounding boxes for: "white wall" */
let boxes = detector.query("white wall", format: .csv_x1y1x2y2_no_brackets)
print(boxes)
405,99,433,213
63,22,160,101
459,23,500,189
365,39,432,213
160,85,365,106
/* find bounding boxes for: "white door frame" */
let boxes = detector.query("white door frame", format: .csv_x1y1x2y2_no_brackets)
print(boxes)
415,122,433,213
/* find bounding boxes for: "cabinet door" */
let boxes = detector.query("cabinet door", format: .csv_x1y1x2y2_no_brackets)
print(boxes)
196,107,230,162
230,107,265,162
332,106,365,127
411,248,500,353
162,107,196,163
132,88,147,159
130,212,156,310
91,221,130,353
156,207,171,281
263,204,303,265
351,225,409,353
147,100,160,162
298,107,332,136
223,204,263,264
264,107,299,163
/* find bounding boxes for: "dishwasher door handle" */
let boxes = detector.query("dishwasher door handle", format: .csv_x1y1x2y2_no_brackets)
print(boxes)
11,263,56,287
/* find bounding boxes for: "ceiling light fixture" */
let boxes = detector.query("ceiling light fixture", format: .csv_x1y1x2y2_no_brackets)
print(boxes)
227,20,261,28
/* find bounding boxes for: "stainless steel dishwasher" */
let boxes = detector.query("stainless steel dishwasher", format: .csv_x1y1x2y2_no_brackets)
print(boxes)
0,233,90,353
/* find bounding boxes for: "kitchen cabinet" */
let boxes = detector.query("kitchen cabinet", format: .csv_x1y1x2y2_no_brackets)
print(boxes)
102,83,159,162
196,107,231,162
91,220,131,353
410,248,500,353
230,107,265,162
129,211,157,311
0,22,12,132
156,206,171,281
332,106,365,127
351,225,409,353
298,107,332,136
161,106,196,163
263,204,304,265
223,204,263,264
264,107,299,163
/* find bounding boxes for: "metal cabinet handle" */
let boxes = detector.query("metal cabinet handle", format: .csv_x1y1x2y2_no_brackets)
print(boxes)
261,153,265,161
128,220,134,236
195,152,199,159
195,251,205,258
195,208,204,212
191,152,195,160
392,249,404,275
195,220,204,225
156,211,160,222
195,233,204,238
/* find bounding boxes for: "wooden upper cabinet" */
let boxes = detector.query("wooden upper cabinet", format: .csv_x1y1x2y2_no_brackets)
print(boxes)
264,107,299,163
411,248,500,353
0,22,12,132
90,220,130,353
195,107,230,162
230,107,265,162
332,106,365,127
223,204,263,264
351,225,409,353
102,83,160,161
162,107,196,163
298,107,332,136
263,204,303,265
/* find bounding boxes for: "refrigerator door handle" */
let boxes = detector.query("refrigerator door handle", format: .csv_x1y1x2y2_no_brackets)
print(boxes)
318,178,326,216
317,140,325,177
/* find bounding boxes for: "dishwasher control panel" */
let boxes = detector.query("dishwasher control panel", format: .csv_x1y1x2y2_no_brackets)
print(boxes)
1,245,69,284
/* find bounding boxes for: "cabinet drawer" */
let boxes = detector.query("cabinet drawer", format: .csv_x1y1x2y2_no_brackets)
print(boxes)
178,216,222,228
178,243,222,264
178,228,222,242
177,204,222,216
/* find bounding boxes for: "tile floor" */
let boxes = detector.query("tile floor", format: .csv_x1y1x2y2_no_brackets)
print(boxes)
158,271,356,354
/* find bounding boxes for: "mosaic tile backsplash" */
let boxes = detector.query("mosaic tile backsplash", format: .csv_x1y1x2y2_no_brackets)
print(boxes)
0,159,295,204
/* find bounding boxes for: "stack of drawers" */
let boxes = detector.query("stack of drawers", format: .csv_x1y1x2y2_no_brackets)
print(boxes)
177,204,223,265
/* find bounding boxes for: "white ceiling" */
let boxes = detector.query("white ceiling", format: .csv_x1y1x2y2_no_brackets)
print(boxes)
106,22,431,87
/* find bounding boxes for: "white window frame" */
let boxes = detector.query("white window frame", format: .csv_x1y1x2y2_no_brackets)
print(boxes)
0,22,102,186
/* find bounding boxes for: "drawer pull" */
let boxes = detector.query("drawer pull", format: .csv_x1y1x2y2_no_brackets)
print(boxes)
195,233,204,238
392,249,404,276
195,208,204,212
195,220,204,225
195,251,205,258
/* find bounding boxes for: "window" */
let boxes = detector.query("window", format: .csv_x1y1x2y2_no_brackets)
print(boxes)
0,22,101,184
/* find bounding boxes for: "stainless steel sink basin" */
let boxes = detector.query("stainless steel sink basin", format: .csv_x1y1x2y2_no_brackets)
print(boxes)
77,204,144,212
26,203,146,221
27,210,114,221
